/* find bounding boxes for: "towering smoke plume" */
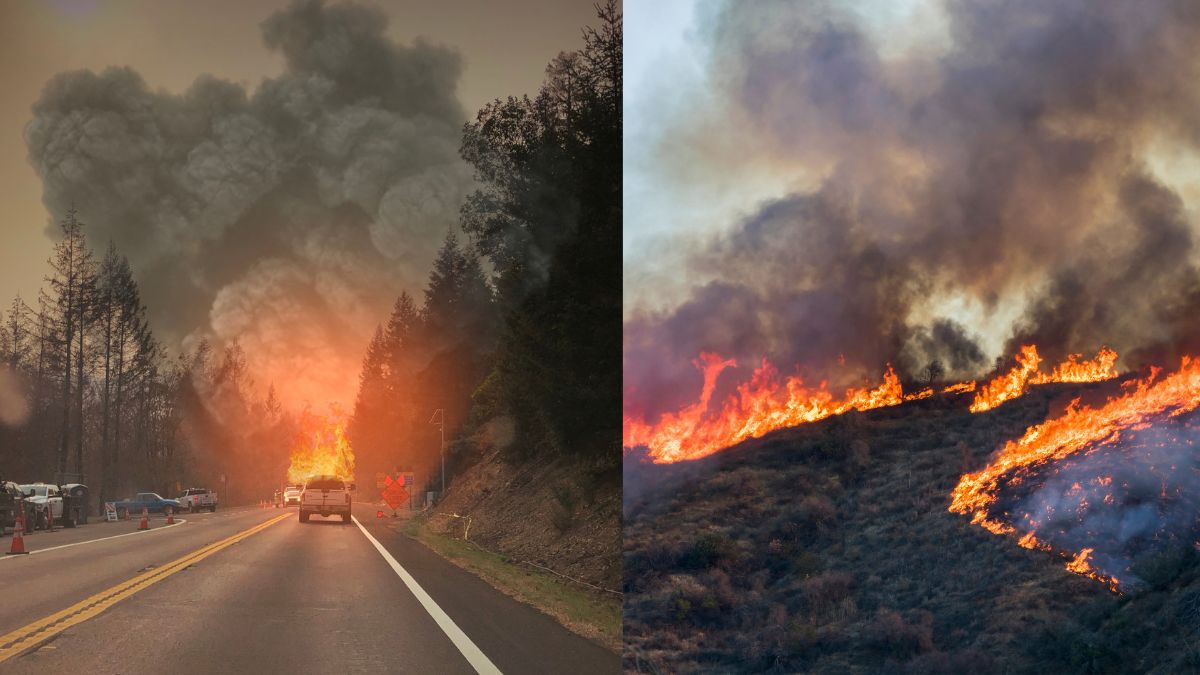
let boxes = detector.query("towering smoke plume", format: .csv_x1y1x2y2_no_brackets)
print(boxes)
625,0,1200,422
24,0,471,407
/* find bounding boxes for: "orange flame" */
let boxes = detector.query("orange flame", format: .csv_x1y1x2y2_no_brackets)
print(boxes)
287,411,356,485
625,344,1118,464
969,345,1118,413
950,356,1200,590
904,387,934,401
623,354,904,463
1064,548,1120,592
942,381,976,394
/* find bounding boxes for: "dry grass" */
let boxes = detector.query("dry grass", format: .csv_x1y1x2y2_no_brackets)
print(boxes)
404,516,622,651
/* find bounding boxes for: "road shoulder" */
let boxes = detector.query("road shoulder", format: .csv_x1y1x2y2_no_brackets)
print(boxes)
399,512,621,652
354,504,620,674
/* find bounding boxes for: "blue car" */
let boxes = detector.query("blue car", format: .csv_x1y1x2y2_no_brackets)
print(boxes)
113,492,182,517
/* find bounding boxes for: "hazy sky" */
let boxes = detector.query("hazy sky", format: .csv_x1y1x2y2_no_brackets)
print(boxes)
624,0,954,319
0,0,597,305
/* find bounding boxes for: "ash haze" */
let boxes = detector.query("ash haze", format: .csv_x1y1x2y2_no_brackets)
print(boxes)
624,0,1200,422
1,0,597,409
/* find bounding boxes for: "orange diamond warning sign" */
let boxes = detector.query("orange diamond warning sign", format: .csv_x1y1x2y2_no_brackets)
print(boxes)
382,480,408,509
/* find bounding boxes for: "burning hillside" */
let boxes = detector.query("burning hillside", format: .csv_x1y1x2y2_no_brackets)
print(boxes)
623,345,1120,463
969,345,1119,413
950,356,1200,591
287,410,356,485
622,353,905,463
623,366,1183,674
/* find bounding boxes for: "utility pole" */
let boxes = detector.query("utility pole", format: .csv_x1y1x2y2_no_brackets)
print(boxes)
430,409,445,497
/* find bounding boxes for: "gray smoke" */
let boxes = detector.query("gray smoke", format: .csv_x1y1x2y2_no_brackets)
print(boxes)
24,0,472,407
625,0,1200,420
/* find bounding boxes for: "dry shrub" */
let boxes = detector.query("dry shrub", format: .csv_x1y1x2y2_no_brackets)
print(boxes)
801,571,856,613
868,609,935,658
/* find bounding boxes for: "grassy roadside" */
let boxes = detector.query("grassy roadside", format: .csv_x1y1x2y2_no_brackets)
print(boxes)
398,515,622,652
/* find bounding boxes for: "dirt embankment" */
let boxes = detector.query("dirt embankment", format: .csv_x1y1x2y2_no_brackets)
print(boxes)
429,449,622,593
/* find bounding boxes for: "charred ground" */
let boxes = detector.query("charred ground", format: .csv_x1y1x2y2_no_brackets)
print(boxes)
624,380,1200,674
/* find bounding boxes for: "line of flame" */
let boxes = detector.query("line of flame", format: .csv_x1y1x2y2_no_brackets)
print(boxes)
623,354,904,463
969,345,1118,413
950,357,1200,590
625,345,1119,464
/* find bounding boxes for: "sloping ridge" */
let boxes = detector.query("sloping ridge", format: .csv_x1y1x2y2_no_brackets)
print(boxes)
624,378,1200,673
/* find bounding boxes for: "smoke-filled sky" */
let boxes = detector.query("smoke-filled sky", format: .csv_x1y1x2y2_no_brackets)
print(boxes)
0,0,597,409
625,0,1200,421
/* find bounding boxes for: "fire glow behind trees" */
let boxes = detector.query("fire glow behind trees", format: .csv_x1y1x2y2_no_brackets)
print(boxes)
287,411,355,485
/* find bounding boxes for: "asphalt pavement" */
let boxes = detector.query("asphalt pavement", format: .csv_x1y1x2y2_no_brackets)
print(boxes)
0,502,619,673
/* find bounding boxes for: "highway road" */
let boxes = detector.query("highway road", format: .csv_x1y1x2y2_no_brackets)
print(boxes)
0,503,618,673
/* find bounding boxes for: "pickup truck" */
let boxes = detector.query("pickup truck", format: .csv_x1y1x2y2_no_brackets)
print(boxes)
298,475,354,523
283,485,302,507
178,487,218,512
113,492,181,518
19,483,63,529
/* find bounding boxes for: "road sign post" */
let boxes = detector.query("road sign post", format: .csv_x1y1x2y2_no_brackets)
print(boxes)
430,409,445,498
402,471,414,510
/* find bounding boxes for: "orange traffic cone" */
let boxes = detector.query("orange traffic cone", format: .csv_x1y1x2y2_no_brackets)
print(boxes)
138,507,149,531
122,508,130,521
46,505,55,532
166,510,175,525
7,512,29,554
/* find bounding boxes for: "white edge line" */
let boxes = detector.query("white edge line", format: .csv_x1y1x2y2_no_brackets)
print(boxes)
352,515,502,675
0,519,189,560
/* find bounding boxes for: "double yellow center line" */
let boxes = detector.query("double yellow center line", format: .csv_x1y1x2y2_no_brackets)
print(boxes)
0,511,291,663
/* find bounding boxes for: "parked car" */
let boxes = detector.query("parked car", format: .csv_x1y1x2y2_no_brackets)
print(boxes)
299,475,354,524
112,492,181,518
283,484,303,507
178,487,218,513
19,483,65,530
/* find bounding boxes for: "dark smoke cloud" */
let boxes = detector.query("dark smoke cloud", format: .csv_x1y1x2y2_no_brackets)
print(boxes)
24,0,471,407
906,319,986,374
625,0,1200,420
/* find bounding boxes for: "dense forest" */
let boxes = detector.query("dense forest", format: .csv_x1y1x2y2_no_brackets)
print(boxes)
348,1,621,494
0,209,293,507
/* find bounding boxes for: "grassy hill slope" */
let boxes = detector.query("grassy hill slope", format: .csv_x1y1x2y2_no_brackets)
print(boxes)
624,380,1200,673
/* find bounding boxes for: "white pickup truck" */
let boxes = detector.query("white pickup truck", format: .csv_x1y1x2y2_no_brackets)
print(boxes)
283,485,302,507
298,475,354,524
178,487,218,512
19,483,63,530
